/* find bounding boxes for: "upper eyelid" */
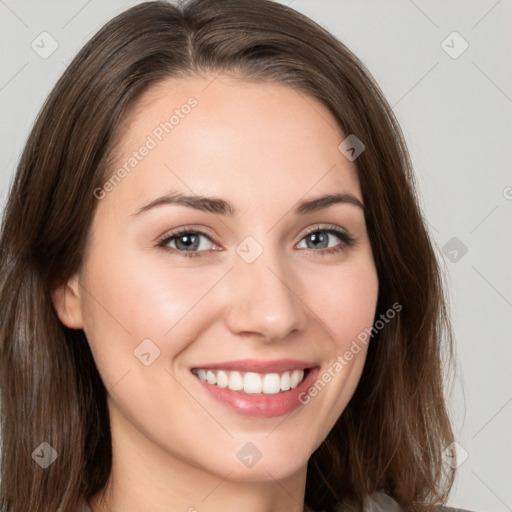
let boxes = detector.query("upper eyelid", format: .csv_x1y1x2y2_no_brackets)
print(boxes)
158,224,352,248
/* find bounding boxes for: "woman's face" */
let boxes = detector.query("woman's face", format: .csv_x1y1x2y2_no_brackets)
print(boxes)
64,74,378,483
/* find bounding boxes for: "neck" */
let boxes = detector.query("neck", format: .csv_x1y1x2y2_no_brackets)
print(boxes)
89,400,309,512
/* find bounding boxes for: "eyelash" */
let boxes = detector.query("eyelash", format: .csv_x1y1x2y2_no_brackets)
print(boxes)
156,224,357,259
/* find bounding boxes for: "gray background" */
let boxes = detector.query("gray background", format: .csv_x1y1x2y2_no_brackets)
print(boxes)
1,0,511,510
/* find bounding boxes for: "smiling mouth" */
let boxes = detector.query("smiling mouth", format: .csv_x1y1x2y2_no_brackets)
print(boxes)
191,368,310,395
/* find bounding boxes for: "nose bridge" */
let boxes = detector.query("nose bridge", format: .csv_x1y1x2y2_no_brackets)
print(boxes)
224,236,306,341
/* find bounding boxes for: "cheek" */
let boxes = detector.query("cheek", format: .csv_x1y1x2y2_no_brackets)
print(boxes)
82,235,191,332
81,236,378,374
300,254,378,406
79,244,229,382
305,254,379,349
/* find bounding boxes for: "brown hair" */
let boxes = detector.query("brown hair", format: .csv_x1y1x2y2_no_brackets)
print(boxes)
0,1,456,511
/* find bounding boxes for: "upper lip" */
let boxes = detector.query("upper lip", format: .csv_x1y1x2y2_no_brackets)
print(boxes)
191,358,317,373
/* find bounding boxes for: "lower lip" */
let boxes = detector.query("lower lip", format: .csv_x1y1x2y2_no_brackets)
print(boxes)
191,367,320,418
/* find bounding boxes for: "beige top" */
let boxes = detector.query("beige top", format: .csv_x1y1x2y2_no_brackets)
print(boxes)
79,492,473,511
308,491,473,511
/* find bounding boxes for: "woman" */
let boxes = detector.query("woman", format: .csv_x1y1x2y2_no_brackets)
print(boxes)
0,1,470,511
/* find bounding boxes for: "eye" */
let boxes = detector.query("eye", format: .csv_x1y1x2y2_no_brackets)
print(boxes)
157,224,356,258
157,228,217,258
296,225,356,256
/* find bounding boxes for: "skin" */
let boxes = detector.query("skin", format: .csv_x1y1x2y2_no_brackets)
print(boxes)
52,74,379,512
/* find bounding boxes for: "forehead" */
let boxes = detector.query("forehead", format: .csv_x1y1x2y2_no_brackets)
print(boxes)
103,74,362,216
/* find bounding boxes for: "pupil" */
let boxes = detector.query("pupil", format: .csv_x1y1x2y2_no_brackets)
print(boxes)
309,232,327,249
177,234,199,251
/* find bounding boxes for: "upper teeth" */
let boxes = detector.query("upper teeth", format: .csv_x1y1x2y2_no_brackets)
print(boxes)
193,369,306,394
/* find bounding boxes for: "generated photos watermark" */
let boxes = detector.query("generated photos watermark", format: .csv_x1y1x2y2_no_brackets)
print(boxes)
298,301,402,405
94,96,198,200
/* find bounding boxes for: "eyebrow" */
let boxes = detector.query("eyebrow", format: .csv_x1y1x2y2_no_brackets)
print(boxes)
132,190,364,217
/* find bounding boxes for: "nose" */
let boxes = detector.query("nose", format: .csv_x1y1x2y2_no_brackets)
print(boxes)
223,246,307,342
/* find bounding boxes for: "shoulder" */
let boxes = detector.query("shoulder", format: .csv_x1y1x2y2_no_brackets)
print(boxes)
329,492,477,512
364,492,477,512
76,500,91,512
437,508,475,512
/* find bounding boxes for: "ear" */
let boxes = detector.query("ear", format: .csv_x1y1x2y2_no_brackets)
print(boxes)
51,274,84,329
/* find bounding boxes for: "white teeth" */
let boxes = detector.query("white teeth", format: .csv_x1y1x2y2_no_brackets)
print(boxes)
216,370,229,388
229,371,243,391
244,372,262,394
193,368,307,394
205,370,217,385
262,373,281,394
280,371,291,391
290,369,303,389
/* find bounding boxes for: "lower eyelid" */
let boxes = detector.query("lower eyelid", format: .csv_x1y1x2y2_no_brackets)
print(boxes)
158,230,215,252
158,226,355,256
297,229,355,250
